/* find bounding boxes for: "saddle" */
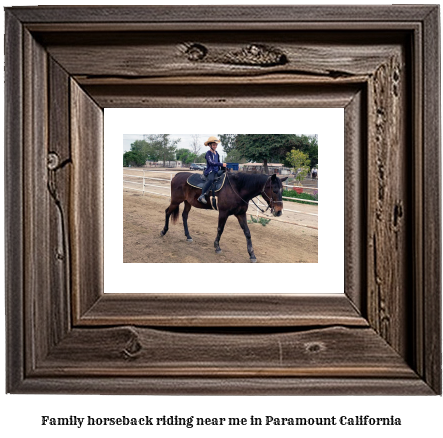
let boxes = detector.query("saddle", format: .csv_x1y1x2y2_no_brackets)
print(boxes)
186,171,226,193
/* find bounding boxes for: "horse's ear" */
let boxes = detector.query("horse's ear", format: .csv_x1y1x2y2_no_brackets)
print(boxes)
271,174,277,181
280,176,288,182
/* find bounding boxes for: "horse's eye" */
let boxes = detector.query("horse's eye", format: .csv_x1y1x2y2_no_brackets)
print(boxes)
273,190,278,194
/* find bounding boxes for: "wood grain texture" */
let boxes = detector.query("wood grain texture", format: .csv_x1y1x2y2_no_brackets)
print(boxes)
79,294,367,327
48,57,72,346
8,5,437,24
411,18,425,382
23,29,50,372
82,83,361,109
344,90,366,314
39,31,402,79
422,6,441,394
37,326,415,378
366,51,409,357
4,5,441,394
4,10,24,393
13,376,434,396
70,80,104,320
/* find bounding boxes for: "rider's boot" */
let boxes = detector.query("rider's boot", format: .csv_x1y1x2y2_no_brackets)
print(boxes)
198,192,208,204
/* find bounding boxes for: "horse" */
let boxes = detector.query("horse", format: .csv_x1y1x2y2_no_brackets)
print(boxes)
160,170,288,262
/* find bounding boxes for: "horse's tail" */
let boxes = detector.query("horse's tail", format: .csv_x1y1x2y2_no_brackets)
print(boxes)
170,205,180,224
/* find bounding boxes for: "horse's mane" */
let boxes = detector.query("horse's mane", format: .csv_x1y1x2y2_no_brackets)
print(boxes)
230,172,269,192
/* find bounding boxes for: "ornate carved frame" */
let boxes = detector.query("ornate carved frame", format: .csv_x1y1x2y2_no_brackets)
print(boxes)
5,6,441,394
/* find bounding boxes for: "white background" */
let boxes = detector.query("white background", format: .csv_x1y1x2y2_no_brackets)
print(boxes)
106,108,343,293
1,1,442,437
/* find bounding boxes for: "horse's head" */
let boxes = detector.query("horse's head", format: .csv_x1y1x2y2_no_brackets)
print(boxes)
263,174,288,217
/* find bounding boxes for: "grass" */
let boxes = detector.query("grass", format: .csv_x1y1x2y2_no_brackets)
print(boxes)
248,215,271,226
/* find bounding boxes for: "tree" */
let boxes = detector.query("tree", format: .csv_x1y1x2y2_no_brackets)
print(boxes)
189,134,202,159
130,139,161,162
123,150,145,167
235,134,298,173
225,150,247,163
218,134,237,156
294,134,317,169
286,149,311,184
142,134,180,166
271,134,318,168
218,134,247,162
195,152,207,163
176,148,197,164
218,134,317,170
130,139,147,156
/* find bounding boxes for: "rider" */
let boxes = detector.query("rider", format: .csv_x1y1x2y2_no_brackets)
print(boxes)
197,136,226,204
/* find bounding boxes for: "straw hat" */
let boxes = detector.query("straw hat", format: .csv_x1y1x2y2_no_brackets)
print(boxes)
204,136,221,146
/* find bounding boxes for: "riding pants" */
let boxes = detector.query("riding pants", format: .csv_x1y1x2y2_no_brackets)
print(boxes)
201,171,217,195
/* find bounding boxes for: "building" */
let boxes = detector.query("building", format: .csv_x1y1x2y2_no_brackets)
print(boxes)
145,160,183,168
240,163,291,174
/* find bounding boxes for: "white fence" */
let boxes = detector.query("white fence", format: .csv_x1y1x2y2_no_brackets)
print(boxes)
123,168,173,197
123,168,318,229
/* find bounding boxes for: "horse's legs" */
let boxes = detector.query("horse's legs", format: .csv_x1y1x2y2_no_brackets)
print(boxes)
160,202,179,237
182,200,193,242
214,211,228,254
235,213,257,262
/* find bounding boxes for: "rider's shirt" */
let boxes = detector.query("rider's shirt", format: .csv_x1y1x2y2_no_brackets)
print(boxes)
204,150,223,176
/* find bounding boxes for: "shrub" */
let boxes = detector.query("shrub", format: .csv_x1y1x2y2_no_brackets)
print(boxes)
282,190,318,205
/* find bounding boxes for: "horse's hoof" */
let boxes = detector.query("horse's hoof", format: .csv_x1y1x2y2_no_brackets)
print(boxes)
215,249,222,254
160,231,165,237
250,257,257,263
187,238,193,242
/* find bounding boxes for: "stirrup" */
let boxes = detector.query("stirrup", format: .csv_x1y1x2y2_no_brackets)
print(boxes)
198,194,207,204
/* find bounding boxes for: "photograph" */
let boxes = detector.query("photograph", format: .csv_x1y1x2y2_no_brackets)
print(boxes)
122,133,319,264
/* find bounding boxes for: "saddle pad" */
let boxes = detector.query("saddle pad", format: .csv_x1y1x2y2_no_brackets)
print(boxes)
187,172,226,192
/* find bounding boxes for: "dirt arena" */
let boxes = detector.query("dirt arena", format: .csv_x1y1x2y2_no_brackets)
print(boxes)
123,169,318,263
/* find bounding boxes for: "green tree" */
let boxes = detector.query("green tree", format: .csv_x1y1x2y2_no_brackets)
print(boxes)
274,134,318,168
176,148,197,164
306,135,318,168
292,134,317,169
218,134,317,169
158,134,180,166
129,139,161,162
235,134,298,173
195,152,207,163
218,134,237,156
130,139,147,157
286,149,311,184
142,134,180,165
123,150,145,167
225,150,247,163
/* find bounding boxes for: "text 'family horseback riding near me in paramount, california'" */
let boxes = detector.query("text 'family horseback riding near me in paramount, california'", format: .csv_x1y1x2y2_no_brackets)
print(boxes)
41,414,402,428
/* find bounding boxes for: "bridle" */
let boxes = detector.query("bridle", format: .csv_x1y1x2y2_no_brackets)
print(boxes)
259,175,283,214
226,172,283,215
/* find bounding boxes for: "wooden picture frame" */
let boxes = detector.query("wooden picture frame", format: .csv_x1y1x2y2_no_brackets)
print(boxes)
5,5,441,394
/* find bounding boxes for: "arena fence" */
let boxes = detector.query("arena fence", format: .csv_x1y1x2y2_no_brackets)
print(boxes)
123,168,172,197
123,168,318,229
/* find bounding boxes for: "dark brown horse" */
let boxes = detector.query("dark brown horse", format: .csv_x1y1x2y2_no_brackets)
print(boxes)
160,171,288,262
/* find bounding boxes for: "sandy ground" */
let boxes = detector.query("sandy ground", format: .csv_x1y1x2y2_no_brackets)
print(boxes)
123,168,318,263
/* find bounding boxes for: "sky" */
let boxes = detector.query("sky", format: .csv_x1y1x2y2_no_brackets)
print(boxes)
123,134,224,158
